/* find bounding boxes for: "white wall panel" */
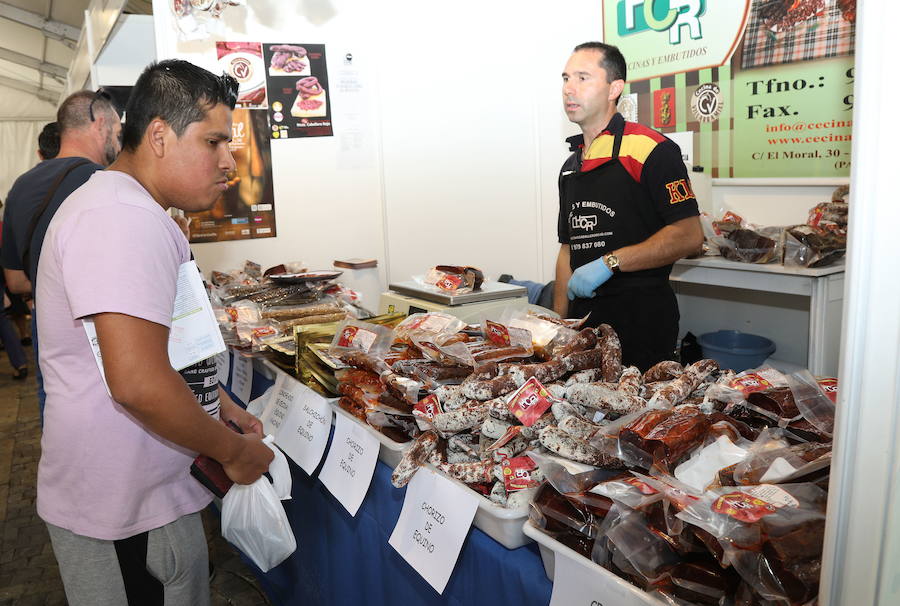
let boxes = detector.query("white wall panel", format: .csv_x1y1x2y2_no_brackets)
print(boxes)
152,0,388,298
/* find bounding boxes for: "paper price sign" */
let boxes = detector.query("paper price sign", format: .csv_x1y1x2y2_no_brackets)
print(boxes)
230,353,253,404
270,375,333,474
319,412,379,516
388,467,479,594
215,349,230,387
550,551,649,606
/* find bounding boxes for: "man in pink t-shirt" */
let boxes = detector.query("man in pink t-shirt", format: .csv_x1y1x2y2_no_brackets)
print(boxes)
36,60,273,606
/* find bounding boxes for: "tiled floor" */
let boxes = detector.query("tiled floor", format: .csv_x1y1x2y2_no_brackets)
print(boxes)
0,346,271,605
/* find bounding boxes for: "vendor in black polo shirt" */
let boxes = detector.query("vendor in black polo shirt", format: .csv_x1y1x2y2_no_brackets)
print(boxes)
553,42,703,371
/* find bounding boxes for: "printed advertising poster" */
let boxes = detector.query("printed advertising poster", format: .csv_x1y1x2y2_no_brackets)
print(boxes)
187,109,277,243
602,0,856,178
216,42,268,108
262,43,333,138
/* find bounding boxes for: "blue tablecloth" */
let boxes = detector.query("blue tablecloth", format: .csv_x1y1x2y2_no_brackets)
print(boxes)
225,362,553,606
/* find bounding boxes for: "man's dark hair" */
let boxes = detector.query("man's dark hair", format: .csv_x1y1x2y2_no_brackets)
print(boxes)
573,42,627,84
121,59,239,152
57,90,116,134
37,121,60,160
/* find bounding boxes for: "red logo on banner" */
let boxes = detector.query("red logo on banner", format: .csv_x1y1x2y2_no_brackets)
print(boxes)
653,87,676,128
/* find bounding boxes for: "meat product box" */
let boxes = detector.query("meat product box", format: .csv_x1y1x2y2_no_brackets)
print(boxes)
331,401,411,468
423,463,532,550
522,520,665,605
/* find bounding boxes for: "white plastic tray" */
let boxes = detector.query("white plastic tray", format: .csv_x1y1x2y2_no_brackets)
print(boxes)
330,401,411,468
522,520,665,605
423,463,532,550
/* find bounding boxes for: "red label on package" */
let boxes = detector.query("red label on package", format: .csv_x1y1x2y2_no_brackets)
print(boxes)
623,476,659,496
507,377,553,426
808,207,825,227
413,394,443,422
225,307,239,322
729,373,773,397
485,425,524,451
722,211,744,224
436,274,463,292
817,377,838,403
712,492,777,523
252,326,277,338
484,320,511,347
337,325,377,351
502,456,539,492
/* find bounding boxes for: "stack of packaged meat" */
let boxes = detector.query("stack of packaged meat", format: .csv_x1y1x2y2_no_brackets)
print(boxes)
783,185,849,268
330,309,835,603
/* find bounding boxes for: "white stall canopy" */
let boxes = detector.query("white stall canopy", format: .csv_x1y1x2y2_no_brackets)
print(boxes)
0,0,151,199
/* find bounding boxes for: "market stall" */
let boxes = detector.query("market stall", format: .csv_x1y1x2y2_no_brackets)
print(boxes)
132,0,900,605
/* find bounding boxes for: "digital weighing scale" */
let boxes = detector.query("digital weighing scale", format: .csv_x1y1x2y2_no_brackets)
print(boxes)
378,280,531,322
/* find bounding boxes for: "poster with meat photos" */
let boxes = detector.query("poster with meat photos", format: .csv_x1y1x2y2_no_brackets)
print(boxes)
186,109,277,243
262,43,333,138
216,42,268,109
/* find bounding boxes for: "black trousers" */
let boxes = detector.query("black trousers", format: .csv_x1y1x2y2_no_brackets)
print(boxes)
569,283,679,372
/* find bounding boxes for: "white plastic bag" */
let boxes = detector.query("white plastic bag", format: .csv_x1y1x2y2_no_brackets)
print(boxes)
221,435,296,572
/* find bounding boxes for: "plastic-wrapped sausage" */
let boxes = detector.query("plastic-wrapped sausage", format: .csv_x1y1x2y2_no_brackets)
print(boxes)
597,324,623,381
558,414,605,442
567,382,648,416
552,327,598,357
433,384,468,410
431,401,489,434
486,396,518,421
462,374,517,400
649,359,719,408
481,415,514,440
562,347,605,373
643,360,684,383
617,366,643,396
382,372,423,405
565,367,606,386
337,350,391,376
539,425,624,468
507,359,569,387
437,459,494,483
391,431,439,487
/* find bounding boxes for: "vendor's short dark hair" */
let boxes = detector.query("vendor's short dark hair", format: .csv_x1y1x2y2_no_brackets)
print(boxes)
121,59,239,151
38,121,60,160
573,42,627,83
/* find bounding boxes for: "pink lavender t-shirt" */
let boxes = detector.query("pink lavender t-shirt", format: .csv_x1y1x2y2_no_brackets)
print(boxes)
35,170,212,540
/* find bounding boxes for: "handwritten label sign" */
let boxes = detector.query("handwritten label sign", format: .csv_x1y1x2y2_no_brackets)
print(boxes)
215,349,230,387
388,467,479,594
550,551,647,606
230,353,253,404
319,412,379,516
270,375,333,474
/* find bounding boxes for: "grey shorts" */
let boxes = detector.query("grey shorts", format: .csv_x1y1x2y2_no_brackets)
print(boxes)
46,511,209,606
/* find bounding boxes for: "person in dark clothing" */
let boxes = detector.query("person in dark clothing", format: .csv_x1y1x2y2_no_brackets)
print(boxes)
554,42,702,370
0,200,27,379
38,121,60,160
1,89,121,419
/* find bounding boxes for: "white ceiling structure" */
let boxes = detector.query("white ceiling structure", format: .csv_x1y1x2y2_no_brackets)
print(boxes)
0,0,151,114
0,0,151,199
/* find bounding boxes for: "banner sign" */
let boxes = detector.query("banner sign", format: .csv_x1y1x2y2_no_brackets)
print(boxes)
602,0,856,178
604,0,752,82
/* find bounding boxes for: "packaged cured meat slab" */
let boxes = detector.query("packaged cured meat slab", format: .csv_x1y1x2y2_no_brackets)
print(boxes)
522,520,666,605
332,401,411,468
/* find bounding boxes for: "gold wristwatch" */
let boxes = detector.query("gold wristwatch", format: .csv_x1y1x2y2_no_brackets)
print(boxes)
603,253,621,273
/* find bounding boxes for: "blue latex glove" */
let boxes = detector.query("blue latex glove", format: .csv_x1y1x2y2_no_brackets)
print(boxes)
567,257,613,300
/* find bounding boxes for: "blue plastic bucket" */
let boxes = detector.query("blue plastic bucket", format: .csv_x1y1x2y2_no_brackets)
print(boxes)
698,330,776,372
